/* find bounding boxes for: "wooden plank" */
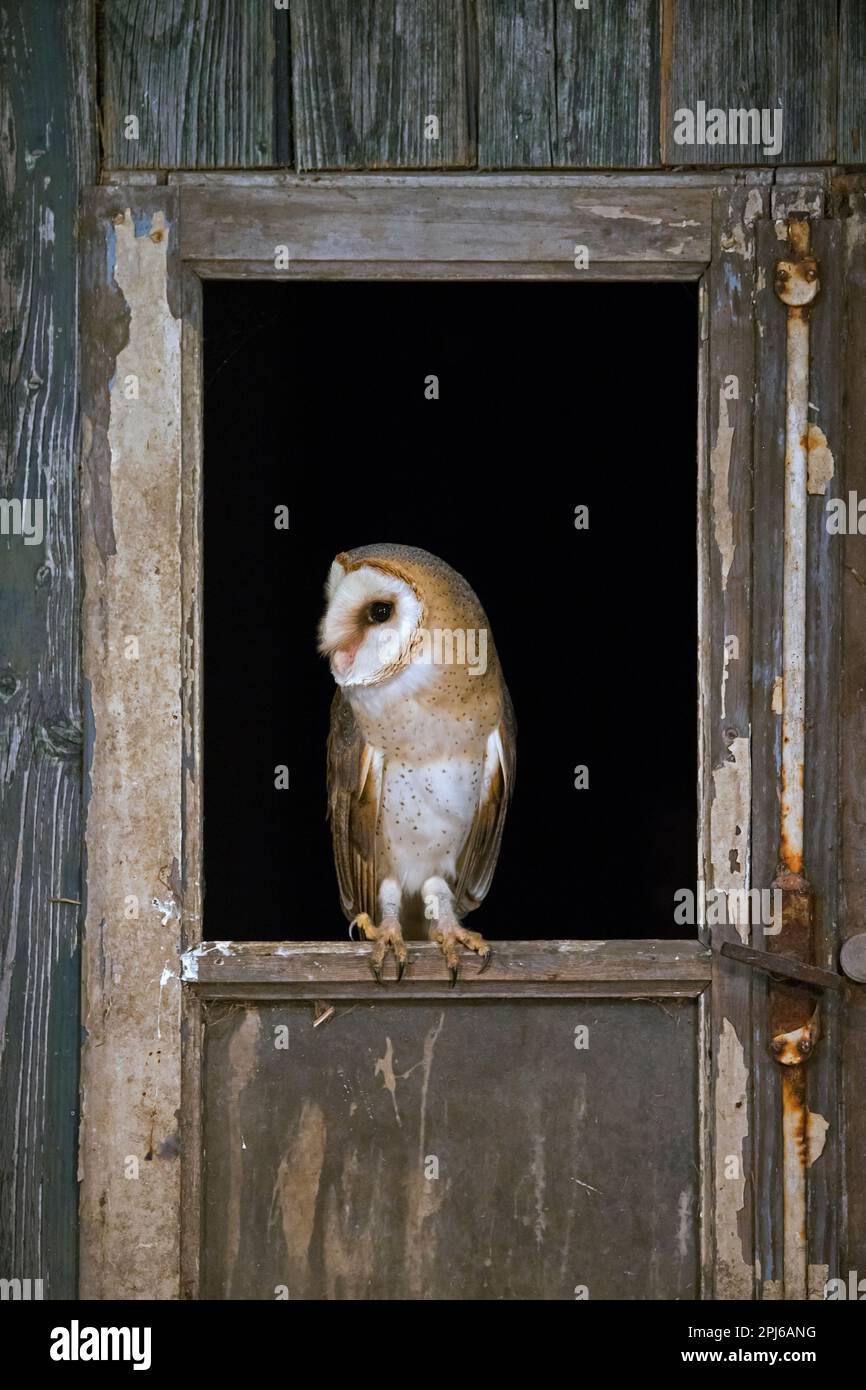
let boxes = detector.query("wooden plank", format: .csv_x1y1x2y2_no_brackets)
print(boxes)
79,188,185,1299
184,939,713,975
166,171,731,187
838,1,866,163
99,0,279,168
179,265,205,1301
751,215,788,1299
194,258,708,282
179,182,713,266
182,939,712,994
702,179,768,1298
0,0,96,1300
290,0,475,170
478,0,660,168
201,998,701,1299
664,1,836,165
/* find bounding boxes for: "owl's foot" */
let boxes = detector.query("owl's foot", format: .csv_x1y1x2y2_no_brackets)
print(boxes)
350,912,407,984
432,923,492,988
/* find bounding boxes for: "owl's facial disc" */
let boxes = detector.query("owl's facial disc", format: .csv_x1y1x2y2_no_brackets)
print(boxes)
319,562,423,687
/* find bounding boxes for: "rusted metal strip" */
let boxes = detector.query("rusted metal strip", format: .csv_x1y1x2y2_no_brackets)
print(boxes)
772,220,820,1302
775,220,818,876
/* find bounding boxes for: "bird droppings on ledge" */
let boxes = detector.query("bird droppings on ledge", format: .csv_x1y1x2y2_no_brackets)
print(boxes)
180,941,235,981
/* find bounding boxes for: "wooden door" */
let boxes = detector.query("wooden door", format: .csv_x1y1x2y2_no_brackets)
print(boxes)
76,172,863,1300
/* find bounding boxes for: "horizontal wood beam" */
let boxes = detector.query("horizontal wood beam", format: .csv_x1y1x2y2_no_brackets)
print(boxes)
182,939,712,999
176,181,713,267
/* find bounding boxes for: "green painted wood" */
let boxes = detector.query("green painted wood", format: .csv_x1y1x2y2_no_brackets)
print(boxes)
290,0,476,170
99,0,280,168
477,0,659,169
839,1,866,163
664,0,836,166
0,0,96,1299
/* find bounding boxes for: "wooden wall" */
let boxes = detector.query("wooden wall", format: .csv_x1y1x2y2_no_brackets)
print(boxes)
0,0,96,1299
97,0,866,172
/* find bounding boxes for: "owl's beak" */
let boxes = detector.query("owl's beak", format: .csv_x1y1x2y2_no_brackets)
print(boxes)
331,647,356,677
329,632,364,679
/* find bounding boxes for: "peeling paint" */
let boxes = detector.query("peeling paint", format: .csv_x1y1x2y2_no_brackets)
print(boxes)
711,737,751,943
583,203,662,224
807,1110,829,1167
719,191,760,258
715,1017,752,1298
744,188,763,228
711,390,735,590
772,676,784,714
721,227,748,257
806,422,834,495
721,632,738,720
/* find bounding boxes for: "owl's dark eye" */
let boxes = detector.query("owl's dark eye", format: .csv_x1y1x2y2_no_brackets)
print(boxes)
368,601,393,624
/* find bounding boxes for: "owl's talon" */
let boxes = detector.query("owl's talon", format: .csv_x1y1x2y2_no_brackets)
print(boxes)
434,922,490,984
352,913,405,983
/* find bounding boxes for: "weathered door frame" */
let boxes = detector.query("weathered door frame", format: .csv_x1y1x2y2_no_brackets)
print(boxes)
78,170,853,1300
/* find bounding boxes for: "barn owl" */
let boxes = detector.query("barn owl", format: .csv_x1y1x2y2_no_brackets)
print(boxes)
319,543,515,984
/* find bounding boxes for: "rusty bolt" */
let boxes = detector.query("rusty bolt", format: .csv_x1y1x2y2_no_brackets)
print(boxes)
771,1038,784,1055
797,1037,813,1055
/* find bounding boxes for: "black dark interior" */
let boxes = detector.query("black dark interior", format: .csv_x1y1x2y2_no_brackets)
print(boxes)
203,282,698,941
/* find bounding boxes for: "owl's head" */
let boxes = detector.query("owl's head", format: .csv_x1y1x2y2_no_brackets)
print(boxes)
318,551,424,687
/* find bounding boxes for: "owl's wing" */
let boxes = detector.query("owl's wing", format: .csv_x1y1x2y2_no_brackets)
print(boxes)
327,688,382,922
454,684,516,915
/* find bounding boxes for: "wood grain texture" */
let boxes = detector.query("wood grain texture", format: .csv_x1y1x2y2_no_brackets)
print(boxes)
664,0,837,165
179,180,712,267
201,998,701,1299
99,0,279,168
0,0,96,1299
751,216,788,1296
183,939,712,997
290,0,475,170
702,181,767,1298
838,1,866,163
478,0,659,168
